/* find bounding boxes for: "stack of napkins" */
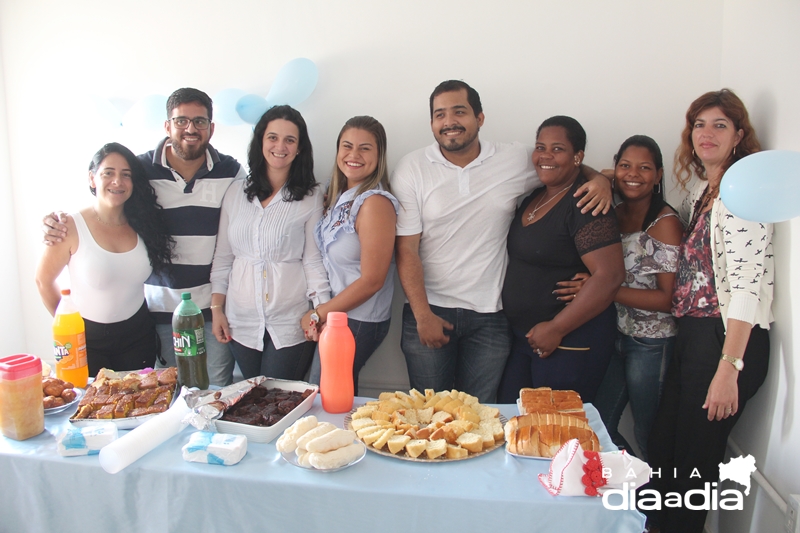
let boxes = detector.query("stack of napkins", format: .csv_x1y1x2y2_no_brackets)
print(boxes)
57,423,118,457
182,431,247,465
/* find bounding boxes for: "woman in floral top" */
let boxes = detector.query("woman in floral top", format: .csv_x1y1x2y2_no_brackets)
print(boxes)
645,90,774,533
594,135,683,462
302,116,399,395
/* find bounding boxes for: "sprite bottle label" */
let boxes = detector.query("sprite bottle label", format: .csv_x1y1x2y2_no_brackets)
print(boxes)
173,328,206,357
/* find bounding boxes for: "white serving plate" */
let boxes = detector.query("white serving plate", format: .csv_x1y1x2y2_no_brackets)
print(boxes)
214,378,318,444
280,441,366,472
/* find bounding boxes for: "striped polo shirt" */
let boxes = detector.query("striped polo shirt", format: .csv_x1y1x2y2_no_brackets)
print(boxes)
140,137,246,324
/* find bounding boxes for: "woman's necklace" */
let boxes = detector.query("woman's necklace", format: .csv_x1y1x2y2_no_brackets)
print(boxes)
526,183,573,222
92,207,127,227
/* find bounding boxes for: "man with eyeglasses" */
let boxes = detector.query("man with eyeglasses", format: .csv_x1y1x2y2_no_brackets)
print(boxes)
43,87,246,386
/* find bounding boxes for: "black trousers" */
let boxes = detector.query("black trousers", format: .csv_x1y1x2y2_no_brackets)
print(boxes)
83,301,158,375
645,316,769,533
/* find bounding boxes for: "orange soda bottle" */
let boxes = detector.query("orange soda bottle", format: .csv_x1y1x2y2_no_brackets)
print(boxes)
318,311,355,413
53,289,89,388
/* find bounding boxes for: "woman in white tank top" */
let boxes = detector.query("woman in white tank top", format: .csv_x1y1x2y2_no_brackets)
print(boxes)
36,143,173,374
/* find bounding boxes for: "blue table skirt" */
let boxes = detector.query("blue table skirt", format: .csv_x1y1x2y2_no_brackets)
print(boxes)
0,397,645,533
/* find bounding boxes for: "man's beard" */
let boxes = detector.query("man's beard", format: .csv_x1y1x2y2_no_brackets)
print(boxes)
437,126,478,153
170,135,207,161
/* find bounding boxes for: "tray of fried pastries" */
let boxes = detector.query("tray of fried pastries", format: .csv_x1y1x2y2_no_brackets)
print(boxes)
505,387,600,460
346,388,506,462
69,367,178,429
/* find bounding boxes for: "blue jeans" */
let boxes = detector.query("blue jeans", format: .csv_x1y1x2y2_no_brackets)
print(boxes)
593,333,674,461
155,322,235,387
497,304,617,404
401,304,512,403
228,330,312,381
309,317,391,396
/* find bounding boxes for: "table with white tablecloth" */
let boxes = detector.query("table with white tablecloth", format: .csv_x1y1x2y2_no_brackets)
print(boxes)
0,397,645,533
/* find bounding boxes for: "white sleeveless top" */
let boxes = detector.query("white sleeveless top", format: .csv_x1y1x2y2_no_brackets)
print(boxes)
68,212,152,323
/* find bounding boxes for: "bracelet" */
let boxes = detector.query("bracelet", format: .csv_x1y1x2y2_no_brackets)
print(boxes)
210,305,223,310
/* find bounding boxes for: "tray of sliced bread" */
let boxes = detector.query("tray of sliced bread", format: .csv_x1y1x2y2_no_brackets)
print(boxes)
505,387,599,459
346,388,506,462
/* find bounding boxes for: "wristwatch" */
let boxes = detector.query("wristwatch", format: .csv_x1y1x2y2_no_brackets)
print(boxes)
721,354,744,371
310,307,321,324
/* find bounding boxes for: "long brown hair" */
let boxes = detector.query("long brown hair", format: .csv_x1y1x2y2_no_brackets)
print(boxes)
674,89,761,190
324,116,390,210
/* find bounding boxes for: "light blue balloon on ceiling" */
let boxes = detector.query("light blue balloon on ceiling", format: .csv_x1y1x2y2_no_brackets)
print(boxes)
124,94,168,130
720,150,800,223
236,94,269,125
214,88,247,125
266,58,319,106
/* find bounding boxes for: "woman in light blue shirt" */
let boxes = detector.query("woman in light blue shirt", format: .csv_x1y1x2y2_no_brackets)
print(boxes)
302,116,399,394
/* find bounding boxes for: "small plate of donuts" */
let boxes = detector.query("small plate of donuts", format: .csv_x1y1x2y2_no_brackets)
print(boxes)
43,377,84,415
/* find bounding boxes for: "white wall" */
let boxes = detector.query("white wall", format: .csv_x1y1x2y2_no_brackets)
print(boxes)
0,1,796,530
0,24,26,357
717,2,800,532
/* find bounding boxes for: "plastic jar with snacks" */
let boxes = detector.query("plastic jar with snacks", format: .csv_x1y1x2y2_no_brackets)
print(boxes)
0,354,45,440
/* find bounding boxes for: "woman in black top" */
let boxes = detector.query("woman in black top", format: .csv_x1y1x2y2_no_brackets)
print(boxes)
498,116,624,403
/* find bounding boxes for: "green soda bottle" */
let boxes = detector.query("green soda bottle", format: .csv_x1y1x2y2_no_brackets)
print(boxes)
172,292,209,389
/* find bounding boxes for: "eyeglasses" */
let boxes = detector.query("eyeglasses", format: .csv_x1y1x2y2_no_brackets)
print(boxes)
169,117,211,130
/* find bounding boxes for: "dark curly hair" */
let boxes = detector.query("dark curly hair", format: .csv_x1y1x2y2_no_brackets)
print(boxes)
89,143,174,274
429,80,483,118
245,105,316,203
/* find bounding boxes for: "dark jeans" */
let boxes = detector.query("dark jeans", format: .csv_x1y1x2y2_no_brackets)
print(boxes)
83,301,157,375
401,304,512,403
309,317,391,396
645,317,769,533
497,304,617,404
228,329,313,381
594,333,675,461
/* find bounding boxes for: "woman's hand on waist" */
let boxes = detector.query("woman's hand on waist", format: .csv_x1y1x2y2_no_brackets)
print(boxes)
526,321,566,358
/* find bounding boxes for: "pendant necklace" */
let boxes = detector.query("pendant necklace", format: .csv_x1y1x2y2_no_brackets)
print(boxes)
527,183,572,223
92,207,127,227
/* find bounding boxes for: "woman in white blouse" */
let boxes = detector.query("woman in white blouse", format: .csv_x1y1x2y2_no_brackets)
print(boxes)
210,105,330,380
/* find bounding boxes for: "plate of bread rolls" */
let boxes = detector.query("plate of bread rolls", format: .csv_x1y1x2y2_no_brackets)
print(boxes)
43,377,84,415
504,387,600,460
277,416,367,472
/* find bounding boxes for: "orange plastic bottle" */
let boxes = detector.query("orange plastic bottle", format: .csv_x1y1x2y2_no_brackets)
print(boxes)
53,289,89,388
318,311,355,413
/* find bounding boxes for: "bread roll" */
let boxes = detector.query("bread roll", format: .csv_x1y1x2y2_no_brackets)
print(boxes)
308,443,364,470
295,422,336,451
305,429,357,453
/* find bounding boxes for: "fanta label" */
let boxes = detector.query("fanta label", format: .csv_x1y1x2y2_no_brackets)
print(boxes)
173,328,207,357
53,332,88,370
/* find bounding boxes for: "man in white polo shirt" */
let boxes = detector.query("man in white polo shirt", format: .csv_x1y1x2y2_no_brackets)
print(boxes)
391,80,610,403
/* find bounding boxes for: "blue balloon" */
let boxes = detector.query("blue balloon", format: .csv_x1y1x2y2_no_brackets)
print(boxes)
87,95,122,127
720,150,800,223
124,94,167,130
214,88,247,125
236,94,269,125
266,58,318,106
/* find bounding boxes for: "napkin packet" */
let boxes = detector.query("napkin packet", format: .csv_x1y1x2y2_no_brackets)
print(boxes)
182,431,247,466
57,423,118,457
539,438,650,496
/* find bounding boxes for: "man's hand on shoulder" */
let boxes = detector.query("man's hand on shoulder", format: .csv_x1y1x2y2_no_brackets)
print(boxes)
574,166,613,215
42,211,69,246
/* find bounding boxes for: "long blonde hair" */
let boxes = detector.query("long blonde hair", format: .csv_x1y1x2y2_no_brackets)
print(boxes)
674,89,761,190
324,116,390,210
